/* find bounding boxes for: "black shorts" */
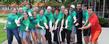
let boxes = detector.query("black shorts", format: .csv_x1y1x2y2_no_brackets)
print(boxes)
83,28,90,36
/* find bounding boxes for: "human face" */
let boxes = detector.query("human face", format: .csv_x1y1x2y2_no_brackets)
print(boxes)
23,12,28,19
12,8,17,14
88,8,93,16
40,10,44,15
64,9,68,16
77,4,82,9
55,10,59,15
83,6,87,10
61,8,65,12
47,9,51,13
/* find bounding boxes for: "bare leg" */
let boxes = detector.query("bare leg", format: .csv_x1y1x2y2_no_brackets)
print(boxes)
84,36,90,44
42,35,46,44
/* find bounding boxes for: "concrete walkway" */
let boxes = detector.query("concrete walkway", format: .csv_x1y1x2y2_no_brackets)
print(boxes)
2,28,109,44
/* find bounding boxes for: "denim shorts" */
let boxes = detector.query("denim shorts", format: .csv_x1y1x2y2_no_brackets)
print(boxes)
37,29,46,36
20,31,27,39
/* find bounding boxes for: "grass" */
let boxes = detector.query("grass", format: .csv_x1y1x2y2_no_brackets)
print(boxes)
0,14,7,44
0,23,7,44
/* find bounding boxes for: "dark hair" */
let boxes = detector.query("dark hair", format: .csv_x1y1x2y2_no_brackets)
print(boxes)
64,8,69,15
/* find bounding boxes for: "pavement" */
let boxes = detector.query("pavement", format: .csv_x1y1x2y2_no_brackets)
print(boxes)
2,27,109,44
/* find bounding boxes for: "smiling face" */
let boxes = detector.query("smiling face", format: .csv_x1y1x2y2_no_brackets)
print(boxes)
64,9,68,16
23,12,28,19
55,10,59,15
40,9,44,15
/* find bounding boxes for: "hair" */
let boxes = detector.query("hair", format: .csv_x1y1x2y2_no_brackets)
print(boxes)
88,6,93,10
64,8,69,15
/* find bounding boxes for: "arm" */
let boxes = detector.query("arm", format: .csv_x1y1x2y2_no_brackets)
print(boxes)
60,19,64,31
54,19,59,30
37,23,44,30
65,20,68,28
44,22,48,29
28,12,32,16
79,22,91,30
15,17,22,26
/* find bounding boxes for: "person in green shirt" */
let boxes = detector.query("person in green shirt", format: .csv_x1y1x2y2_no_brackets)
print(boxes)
53,9,60,44
44,6,54,44
15,8,24,27
82,4,90,44
36,9,48,44
61,8,73,44
69,5,77,43
19,12,30,44
5,8,21,44
28,8,39,44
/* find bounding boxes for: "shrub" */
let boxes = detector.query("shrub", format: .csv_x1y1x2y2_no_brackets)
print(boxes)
99,17,109,27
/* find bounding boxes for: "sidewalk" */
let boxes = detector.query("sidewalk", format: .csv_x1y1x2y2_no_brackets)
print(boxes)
2,28,109,44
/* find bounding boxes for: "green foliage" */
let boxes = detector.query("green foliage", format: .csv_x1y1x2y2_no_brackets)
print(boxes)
99,18,109,27
44,1,62,7
0,0,22,5
0,23,7,43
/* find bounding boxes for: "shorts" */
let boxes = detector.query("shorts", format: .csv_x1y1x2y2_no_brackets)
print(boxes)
91,31,101,42
37,29,46,36
83,28,90,36
20,31,27,39
29,28,36,32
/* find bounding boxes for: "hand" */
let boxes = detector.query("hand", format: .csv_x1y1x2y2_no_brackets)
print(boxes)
25,29,29,31
54,25,57,30
60,27,63,32
75,23,79,26
41,27,44,30
49,29,53,32
17,20,20,26
46,26,48,29
17,20,20,24
65,26,68,29
36,25,39,28
78,27,84,30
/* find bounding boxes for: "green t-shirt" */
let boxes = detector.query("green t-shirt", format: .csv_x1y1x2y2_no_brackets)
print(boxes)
19,18,30,32
83,10,89,22
38,14,47,28
70,11,76,20
67,15,74,31
44,10,54,24
56,11,64,26
17,12,24,19
28,13,40,29
6,13,18,30
22,6,28,12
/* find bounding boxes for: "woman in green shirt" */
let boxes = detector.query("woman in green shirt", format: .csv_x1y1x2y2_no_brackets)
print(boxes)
61,8,73,44
36,9,48,44
19,12,30,44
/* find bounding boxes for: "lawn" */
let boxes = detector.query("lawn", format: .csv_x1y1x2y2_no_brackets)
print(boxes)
0,23,7,44
0,14,7,44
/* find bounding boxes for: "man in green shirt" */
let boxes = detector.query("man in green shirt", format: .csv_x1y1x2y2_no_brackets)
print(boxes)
82,5,90,44
5,8,21,44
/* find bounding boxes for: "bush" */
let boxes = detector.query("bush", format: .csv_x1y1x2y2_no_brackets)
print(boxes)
99,18,109,27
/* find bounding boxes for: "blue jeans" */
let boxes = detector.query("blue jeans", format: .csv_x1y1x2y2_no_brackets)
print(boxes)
7,28,21,44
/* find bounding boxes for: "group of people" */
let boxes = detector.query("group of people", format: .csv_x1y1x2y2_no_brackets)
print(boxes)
4,2,102,44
